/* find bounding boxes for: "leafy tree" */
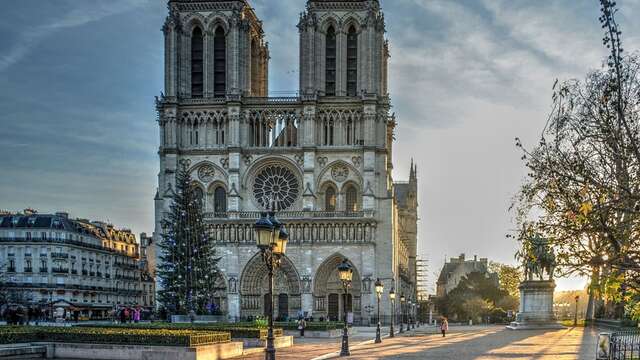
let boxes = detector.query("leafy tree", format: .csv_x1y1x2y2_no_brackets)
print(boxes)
437,271,508,321
511,1,640,320
489,262,523,298
157,161,220,315
464,297,492,323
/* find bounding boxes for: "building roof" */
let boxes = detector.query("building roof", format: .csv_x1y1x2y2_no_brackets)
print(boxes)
0,212,137,245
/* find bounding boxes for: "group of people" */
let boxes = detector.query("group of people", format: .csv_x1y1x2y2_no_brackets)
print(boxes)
2,305,52,325
114,306,142,323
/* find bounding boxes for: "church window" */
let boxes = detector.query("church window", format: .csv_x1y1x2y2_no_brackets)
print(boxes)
192,186,204,209
345,185,358,212
323,119,334,146
214,186,227,214
191,27,204,98
346,26,358,97
325,186,337,211
253,165,300,210
214,27,226,98
251,38,260,96
325,26,337,96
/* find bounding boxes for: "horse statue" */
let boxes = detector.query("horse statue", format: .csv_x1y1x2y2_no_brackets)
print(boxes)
521,233,556,281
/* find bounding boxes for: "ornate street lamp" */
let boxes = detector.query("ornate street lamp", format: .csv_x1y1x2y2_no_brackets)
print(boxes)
374,278,383,343
254,211,288,360
338,259,353,357
389,288,395,338
399,293,405,333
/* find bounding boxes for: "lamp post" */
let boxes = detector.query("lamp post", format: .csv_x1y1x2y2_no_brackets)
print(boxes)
573,295,580,327
408,301,413,330
374,278,383,343
254,211,288,360
338,259,353,357
389,288,395,338
399,294,405,333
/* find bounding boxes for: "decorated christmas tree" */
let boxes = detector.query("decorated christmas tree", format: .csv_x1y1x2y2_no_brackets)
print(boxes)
157,160,220,315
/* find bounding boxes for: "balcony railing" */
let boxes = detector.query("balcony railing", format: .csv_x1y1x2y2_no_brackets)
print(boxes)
203,210,373,221
202,212,377,245
39,268,48,273
71,270,78,275
51,253,69,259
52,268,68,274
7,268,16,273
24,268,32,273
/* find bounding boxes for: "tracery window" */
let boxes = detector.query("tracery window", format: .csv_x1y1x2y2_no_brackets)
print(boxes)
325,26,337,96
214,27,226,98
325,186,337,211
346,26,358,97
213,186,227,214
345,185,358,212
253,165,300,210
191,27,204,98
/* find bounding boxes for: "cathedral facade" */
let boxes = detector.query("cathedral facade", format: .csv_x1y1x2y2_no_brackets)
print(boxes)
154,0,418,322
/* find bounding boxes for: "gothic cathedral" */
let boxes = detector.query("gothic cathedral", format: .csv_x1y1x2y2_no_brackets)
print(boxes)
155,0,418,322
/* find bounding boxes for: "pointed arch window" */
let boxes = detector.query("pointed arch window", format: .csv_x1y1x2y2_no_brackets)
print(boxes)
325,186,337,211
251,38,260,96
345,185,358,212
191,27,204,98
192,186,204,209
346,26,358,97
214,27,226,98
213,186,227,215
325,26,337,96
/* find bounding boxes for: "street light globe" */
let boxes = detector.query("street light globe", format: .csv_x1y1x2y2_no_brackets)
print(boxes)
400,294,405,303
337,259,353,283
254,212,274,249
375,278,384,296
389,288,396,301
273,224,289,255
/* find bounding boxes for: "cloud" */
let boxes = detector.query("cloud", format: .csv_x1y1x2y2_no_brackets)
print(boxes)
0,0,149,72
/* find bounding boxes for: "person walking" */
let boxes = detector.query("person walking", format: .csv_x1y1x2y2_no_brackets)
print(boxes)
297,317,306,337
440,317,449,337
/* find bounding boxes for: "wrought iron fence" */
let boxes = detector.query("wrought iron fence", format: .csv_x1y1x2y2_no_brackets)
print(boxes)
610,330,640,360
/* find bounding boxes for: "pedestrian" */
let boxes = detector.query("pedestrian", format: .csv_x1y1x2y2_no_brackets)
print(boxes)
134,306,141,323
297,317,306,337
440,317,449,337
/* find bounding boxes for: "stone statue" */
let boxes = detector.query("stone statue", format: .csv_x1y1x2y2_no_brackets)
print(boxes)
520,233,556,281
508,232,563,330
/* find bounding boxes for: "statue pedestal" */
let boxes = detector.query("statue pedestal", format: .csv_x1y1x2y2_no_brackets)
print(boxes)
506,280,564,330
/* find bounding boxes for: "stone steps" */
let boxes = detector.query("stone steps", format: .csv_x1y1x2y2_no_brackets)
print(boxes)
0,345,46,359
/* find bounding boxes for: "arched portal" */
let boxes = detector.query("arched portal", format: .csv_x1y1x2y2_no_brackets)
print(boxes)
313,254,362,321
208,273,227,315
240,253,301,320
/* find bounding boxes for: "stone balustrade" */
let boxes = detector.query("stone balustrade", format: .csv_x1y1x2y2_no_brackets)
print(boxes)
205,212,377,245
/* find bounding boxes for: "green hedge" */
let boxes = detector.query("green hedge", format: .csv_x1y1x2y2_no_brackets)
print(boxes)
0,326,230,347
76,323,283,339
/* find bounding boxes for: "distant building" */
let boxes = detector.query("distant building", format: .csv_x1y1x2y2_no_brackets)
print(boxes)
436,254,497,297
0,210,155,319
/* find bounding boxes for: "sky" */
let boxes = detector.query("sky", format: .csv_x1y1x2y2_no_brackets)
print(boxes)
1,0,639,293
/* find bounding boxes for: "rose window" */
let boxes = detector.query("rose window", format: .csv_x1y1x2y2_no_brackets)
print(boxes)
253,165,300,210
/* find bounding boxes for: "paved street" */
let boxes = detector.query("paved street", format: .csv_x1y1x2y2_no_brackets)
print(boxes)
240,326,598,360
